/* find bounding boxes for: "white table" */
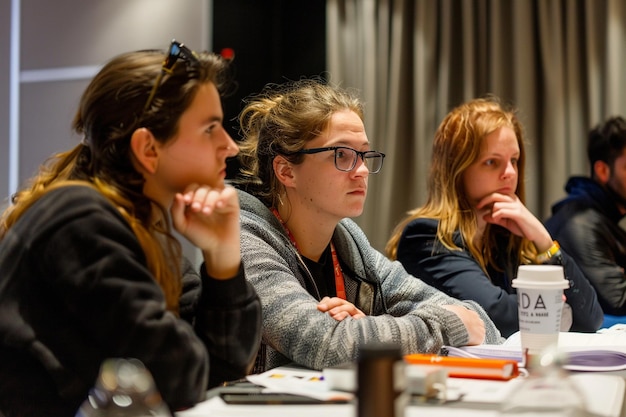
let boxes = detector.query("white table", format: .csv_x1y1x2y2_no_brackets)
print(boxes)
177,372,625,417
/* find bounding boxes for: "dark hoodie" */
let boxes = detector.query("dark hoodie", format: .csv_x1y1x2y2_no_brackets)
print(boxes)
546,176,626,315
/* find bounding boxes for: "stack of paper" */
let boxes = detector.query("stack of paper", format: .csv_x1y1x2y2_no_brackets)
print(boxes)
443,329,626,372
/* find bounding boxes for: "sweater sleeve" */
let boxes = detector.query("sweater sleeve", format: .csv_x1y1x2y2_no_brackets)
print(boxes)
370,243,504,346
336,218,503,346
193,263,262,387
240,215,503,372
178,257,262,386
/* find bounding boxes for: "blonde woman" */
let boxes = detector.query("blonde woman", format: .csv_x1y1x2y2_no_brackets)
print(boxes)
387,97,602,338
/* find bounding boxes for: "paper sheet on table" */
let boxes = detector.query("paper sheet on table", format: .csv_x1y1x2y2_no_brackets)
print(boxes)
245,367,354,401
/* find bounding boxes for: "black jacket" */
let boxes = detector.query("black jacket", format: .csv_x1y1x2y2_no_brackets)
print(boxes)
0,185,261,416
545,176,626,315
397,217,603,337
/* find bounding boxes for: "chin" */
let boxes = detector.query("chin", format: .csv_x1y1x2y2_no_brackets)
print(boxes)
345,207,365,218
197,176,224,189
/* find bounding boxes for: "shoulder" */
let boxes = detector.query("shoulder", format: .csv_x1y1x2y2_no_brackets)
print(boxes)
547,204,607,235
335,218,375,256
397,218,466,257
39,183,109,204
336,218,368,241
41,184,119,214
549,200,599,220
236,189,294,262
10,184,133,248
550,177,618,219
237,188,277,225
1,184,146,279
20,184,123,225
334,218,396,280
236,189,285,241
236,187,265,212
402,217,439,237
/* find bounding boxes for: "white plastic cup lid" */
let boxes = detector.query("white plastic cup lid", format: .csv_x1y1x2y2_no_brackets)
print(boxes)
512,265,569,290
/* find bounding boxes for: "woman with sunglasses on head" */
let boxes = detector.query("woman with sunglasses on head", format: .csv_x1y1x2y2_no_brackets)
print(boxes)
0,41,261,416
386,96,603,338
233,79,503,373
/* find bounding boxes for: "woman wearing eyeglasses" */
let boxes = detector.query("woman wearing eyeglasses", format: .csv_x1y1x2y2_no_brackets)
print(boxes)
233,79,503,373
386,97,603,338
0,41,261,416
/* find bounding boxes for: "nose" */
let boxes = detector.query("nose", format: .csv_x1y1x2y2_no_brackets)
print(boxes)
352,154,369,177
502,160,516,179
224,131,239,157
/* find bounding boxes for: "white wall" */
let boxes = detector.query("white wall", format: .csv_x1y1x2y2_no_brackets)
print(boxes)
2,0,212,262
0,0,11,202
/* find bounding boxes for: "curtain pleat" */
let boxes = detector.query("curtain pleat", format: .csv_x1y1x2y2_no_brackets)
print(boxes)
327,0,626,252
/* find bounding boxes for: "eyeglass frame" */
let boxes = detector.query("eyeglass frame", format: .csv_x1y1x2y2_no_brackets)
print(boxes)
286,146,386,173
143,40,199,113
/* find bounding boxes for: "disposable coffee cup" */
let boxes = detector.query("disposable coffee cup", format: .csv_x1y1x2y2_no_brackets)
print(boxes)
512,265,569,355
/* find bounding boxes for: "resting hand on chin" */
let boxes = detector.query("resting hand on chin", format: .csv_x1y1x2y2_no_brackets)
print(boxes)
476,192,553,251
171,184,241,279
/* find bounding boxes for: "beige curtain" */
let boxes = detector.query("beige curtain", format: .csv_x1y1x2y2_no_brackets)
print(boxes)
327,0,626,251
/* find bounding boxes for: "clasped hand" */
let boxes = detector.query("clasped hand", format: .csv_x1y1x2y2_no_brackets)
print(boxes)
171,184,241,279
476,193,553,251
317,296,366,321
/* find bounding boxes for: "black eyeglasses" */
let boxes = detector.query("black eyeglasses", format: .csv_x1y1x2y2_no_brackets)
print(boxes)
143,40,199,113
289,146,386,173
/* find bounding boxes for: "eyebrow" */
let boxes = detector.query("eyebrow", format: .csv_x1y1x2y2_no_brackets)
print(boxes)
202,115,223,125
481,149,520,157
326,140,371,148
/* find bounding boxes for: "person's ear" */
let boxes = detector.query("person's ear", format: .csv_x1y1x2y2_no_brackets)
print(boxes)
594,160,611,184
130,128,159,174
273,155,296,188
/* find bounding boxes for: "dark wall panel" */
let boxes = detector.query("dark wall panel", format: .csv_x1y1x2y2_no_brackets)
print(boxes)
213,0,326,177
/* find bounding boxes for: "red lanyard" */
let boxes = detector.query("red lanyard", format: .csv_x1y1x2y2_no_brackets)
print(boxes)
271,208,346,299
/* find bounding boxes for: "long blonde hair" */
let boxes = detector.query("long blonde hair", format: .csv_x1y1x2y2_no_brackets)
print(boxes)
386,96,536,272
1,47,231,312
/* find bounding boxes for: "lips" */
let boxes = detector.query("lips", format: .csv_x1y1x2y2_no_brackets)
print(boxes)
349,189,366,196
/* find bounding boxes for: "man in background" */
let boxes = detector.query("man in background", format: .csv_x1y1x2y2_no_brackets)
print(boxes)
546,117,626,322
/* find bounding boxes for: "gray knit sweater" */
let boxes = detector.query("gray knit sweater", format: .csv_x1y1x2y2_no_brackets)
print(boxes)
238,189,503,371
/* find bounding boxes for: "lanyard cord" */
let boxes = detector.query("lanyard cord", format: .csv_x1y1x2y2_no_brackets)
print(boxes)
270,207,346,300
